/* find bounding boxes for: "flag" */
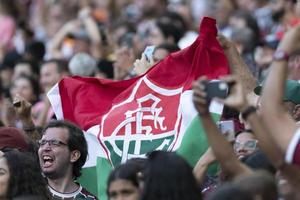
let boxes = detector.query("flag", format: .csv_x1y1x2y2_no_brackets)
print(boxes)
48,17,230,199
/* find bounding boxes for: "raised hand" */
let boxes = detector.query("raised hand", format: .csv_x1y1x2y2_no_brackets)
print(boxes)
133,54,154,75
216,75,249,111
278,24,300,55
192,76,209,116
13,94,32,121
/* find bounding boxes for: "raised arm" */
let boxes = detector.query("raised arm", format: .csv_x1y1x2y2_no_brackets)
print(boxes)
260,25,300,153
48,20,81,58
79,7,102,59
217,35,257,97
219,75,300,190
217,75,284,168
192,77,251,179
193,147,216,185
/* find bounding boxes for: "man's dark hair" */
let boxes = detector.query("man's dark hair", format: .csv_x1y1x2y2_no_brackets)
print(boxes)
43,120,88,179
159,11,187,33
206,183,254,200
40,59,68,74
241,150,276,174
4,150,50,199
15,58,39,75
155,20,184,44
155,43,180,53
24,41,46,63
0,51,21,70
234,170,278,200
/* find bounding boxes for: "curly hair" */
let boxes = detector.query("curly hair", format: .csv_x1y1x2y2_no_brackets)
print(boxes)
4,150,50,199
43,120,88,179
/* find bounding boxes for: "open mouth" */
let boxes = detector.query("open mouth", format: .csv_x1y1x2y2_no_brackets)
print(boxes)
42,155,54,167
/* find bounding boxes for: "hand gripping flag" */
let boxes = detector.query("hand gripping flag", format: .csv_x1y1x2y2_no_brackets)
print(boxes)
48,17,230,199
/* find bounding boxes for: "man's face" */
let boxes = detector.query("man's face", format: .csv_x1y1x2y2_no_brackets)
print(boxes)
40,62,62,92
234,132,257,159
38,127,72,179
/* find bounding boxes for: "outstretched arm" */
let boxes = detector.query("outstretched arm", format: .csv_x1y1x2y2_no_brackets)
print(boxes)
260,25,300,154
193,147,216,185
217,75,284,168
218,75,300,190
217,35,257,98
192,77,251,179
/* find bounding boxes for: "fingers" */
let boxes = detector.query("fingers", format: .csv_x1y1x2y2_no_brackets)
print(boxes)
141,53,147,62
192,80,208,105
13,94,22,107
219,75,238,84
13,94,32,109
214,97,225,104
193,93,207,106
217,34,226,46
217,34,231,49
148,54,155,65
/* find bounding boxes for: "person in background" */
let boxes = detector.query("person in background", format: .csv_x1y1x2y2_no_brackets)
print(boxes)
1,75,39,127
107,159,145,200
147,20,184,46
12,59,39,80
68,53,97,77
0,0,18,60
134,43,180,76
32,59,68,126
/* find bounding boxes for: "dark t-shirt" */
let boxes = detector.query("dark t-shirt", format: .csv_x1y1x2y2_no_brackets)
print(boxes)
48,185,98,200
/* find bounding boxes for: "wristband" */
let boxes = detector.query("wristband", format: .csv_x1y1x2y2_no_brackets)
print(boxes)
273,50,289,61
241,106,257,120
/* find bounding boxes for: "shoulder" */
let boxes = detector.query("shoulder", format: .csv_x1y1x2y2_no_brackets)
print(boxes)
76,186,99,200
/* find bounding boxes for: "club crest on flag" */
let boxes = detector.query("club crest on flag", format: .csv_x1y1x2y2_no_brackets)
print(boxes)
99,76,183,166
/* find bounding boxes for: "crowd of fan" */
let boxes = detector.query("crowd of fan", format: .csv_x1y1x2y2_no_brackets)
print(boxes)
1,0,300,199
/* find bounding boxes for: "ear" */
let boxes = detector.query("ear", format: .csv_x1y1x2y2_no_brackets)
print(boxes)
293,104,300,121
70,150,81,163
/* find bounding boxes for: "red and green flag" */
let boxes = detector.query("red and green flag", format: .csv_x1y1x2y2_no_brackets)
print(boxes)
48,17,230,199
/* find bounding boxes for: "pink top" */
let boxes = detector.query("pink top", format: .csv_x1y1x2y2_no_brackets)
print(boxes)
0,15,16,51
31,100,55,125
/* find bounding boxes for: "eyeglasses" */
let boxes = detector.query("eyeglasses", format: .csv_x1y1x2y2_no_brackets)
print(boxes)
234,139,258,151
38,139,68,147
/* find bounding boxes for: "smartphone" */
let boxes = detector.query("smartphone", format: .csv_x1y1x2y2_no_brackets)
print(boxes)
217,120,235,142
143,45,155,62
204,80,229,102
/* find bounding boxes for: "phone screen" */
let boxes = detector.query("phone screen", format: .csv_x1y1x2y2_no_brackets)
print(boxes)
217,120,235,142
143,45,155,61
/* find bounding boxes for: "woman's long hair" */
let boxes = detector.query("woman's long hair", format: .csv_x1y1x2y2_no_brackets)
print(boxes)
4,150,50,199
140,151,202,200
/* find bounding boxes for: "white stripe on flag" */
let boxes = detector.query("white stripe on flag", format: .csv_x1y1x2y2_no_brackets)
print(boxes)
47,83,64,120
84,125,106,168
